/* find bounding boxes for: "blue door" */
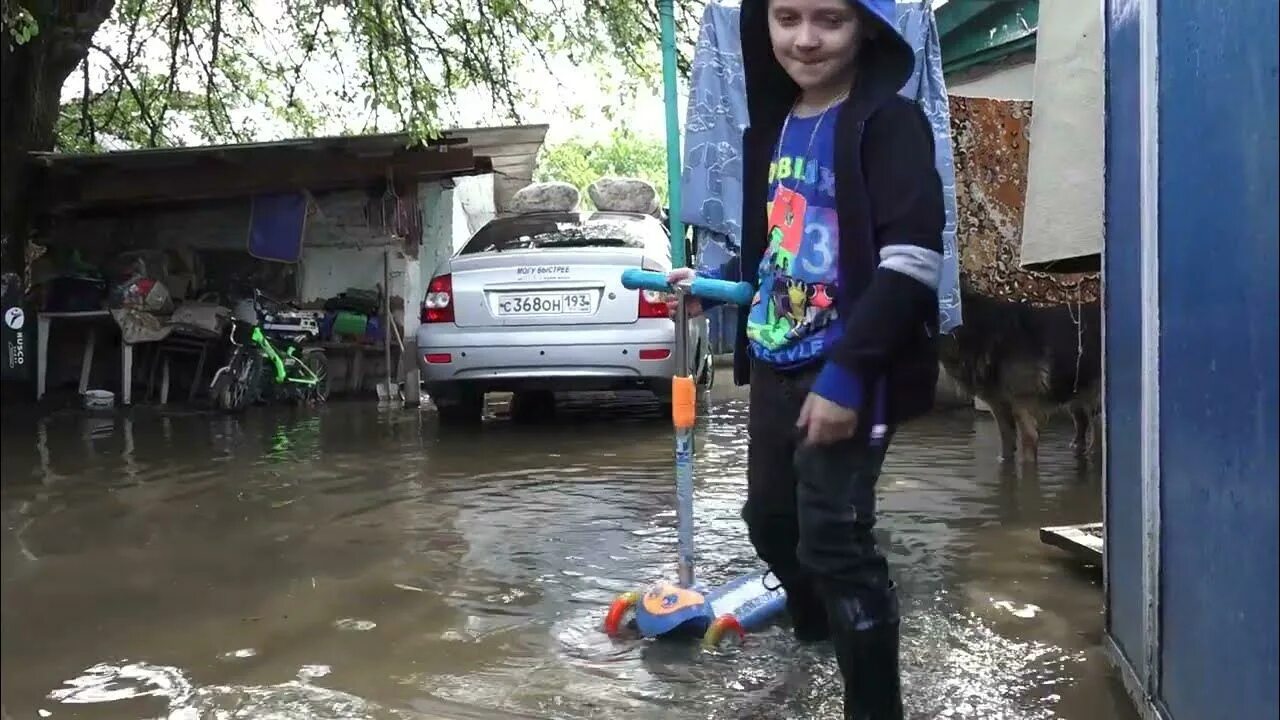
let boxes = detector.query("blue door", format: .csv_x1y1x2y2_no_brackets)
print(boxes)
1104,1,1280,718
1154,0,1279,717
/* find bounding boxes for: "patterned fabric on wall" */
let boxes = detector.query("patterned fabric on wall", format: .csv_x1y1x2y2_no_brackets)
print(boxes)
948,96,1100,305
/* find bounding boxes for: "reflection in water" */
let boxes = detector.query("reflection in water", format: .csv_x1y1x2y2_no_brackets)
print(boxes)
46,660,403,719
0,387,1135,720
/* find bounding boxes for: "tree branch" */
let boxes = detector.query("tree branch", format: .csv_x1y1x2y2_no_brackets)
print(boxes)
89,40,165,143
79,58,96,146
47,0,705,151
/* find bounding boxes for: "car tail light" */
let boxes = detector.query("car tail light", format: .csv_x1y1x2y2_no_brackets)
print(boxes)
424,353,452,364
422,274,454,323
639,348,671,360
638,289,670,319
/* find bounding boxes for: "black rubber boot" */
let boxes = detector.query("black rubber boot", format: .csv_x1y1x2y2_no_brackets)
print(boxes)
826,585,904,720
787,579,830,643
766,567,830,643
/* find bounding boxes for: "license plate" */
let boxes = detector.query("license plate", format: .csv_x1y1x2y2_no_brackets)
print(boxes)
495,291,594,316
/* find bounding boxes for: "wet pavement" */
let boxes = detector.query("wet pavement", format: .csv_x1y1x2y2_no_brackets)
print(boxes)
1,376,1137,720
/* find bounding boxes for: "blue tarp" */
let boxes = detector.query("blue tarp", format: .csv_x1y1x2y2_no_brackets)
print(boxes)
681,0,962,352
247,192,308,264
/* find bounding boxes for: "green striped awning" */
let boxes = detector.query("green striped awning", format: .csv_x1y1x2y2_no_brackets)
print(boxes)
937,0,1039,76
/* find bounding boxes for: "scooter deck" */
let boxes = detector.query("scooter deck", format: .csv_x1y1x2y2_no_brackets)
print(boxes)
605,570,788,644
704,570,787,633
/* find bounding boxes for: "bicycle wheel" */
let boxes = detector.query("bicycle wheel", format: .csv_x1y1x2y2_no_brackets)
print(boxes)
218,350,262,412
301,349,330,404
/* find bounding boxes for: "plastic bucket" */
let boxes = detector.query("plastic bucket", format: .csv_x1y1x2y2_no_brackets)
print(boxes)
83,389,115,410
332,311,368,337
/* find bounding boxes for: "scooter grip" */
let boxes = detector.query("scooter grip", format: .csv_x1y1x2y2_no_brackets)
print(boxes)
621,269,754,307
688,277,754,307
620,269,674,293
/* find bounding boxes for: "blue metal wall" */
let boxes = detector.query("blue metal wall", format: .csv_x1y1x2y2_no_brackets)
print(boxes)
1105,1,1280,718
1101,0,1148,679
1155,0,1279,717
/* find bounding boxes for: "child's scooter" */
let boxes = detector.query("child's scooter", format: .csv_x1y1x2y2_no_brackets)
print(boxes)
600,0,787,649
603,269,788,648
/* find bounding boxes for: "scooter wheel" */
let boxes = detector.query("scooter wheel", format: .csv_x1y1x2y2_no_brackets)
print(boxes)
702,614,745,649
603,591,641,637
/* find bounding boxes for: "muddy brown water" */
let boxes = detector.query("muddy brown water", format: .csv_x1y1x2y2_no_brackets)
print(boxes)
1,377,1137,719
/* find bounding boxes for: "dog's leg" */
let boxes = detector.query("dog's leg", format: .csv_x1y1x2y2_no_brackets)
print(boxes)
1089,409,1103,457
989,400,1019,461
1012,406,1041,466
1070,405,1090,455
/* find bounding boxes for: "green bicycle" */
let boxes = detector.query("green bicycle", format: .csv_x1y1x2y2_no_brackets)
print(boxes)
210,289,329,412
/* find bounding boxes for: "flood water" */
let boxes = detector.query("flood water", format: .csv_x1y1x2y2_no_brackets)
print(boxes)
1,376,1137,720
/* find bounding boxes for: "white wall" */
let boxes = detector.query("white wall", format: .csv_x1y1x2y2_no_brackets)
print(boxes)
286,192,412,337
948,61,1036,100
406,174,496,350
451,174,496,250
298,246,407,305
414,181,452,341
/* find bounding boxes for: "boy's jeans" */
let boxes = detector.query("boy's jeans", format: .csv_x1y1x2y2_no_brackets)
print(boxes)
743,360,896,615
743,360,903,718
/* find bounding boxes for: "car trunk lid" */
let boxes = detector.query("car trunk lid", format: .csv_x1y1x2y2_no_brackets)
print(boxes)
446,248,664,327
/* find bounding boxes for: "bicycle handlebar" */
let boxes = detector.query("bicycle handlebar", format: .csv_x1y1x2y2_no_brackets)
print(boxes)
252,288,291,312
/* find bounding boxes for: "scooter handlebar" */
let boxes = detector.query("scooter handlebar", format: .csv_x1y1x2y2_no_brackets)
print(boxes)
621,269,754,307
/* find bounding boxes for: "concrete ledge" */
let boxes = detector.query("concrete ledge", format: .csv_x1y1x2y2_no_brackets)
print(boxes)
1040,522,1104,563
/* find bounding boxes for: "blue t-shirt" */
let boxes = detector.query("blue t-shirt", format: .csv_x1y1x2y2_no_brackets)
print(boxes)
746,105,844,367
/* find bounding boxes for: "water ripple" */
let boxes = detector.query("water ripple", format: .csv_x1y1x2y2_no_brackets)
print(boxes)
2,394,1121,720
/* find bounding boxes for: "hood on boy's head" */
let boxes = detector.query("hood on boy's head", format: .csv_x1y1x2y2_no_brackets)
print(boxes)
739,0,915,126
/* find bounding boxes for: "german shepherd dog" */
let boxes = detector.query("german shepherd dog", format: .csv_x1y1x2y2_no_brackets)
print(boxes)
939,286,1102,465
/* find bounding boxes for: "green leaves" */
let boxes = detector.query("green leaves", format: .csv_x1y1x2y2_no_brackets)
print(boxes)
2,0,38,46
536,128,669,208
51,0,707,153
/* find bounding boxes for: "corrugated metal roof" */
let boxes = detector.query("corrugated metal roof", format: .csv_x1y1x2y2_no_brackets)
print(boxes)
29,124,549,214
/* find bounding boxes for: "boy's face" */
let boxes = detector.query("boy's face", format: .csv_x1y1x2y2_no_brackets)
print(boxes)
768,0,861,92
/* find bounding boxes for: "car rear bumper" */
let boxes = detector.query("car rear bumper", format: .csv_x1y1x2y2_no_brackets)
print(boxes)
417,321,680,397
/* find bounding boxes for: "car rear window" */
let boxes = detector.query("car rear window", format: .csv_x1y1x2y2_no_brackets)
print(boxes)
460,214,665,255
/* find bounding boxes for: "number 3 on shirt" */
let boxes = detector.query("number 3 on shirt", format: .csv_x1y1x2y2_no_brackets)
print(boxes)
768,186,807,257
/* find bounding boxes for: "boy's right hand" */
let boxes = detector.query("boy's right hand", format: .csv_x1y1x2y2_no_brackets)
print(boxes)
664,267,704,318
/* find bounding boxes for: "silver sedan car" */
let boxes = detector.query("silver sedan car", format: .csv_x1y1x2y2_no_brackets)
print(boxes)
417,210,713,424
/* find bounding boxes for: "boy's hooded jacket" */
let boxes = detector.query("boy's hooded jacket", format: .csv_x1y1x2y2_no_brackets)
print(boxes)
726,0,945,424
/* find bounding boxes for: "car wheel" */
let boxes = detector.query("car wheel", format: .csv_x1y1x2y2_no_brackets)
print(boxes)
658,398,674,422
510,390,556,423
436,392,484,426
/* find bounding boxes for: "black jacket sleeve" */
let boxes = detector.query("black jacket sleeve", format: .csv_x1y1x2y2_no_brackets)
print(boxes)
692,253,744,310
713,254,743,283
829,97,945,374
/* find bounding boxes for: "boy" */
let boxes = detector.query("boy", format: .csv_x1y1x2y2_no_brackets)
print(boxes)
668,0,943,717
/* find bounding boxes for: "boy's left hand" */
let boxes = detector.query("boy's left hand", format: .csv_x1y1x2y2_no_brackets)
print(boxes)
797,393,859,446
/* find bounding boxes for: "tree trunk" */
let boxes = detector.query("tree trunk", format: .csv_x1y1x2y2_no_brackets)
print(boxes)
1,0,115,282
